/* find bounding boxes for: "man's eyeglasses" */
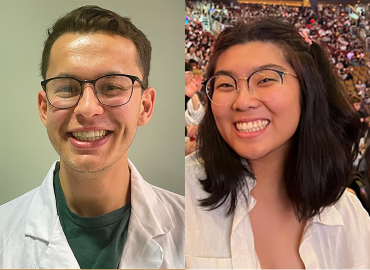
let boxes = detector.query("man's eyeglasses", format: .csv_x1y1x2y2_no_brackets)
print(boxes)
204,69,298,106
41,74,145,109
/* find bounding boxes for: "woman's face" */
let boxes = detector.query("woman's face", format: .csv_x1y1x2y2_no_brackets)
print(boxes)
211,42,301,161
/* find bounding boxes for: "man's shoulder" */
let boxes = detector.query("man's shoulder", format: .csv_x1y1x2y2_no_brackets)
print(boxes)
129,158,184,214
0,188,39,250
0,187,39,224
150,185,184,214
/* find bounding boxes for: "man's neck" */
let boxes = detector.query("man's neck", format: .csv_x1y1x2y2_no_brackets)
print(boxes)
58,157,131,217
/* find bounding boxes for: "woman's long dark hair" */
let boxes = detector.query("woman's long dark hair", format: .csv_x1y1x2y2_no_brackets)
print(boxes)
197,19,361,220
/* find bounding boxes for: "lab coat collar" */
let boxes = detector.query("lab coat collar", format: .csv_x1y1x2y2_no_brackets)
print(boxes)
25,161,59,242
119,159,175,268
127,159,175,237
25,161,79,268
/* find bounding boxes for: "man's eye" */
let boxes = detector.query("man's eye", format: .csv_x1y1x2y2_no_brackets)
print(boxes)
105,84,121,91
56,86,75,92
100,84,129,91
54,86,80,98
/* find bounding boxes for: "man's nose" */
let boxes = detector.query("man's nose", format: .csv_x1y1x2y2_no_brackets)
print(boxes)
73,84,104,118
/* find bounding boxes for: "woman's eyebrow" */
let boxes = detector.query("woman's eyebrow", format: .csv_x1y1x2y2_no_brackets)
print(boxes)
213,70,234,77
214,64,289,78
251,63,288,73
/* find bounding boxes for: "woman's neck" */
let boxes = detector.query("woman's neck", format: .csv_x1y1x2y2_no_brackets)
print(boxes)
249,139,292,203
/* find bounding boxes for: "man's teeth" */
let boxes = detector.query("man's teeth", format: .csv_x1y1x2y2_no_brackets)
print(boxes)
71,130,109,141
236,120,269,133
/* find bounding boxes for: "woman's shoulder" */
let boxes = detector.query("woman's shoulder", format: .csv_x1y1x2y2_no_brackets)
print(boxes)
335,190,369,218
330,190,370,238
185,152,205,179
185,152,207,198
319,191,370,266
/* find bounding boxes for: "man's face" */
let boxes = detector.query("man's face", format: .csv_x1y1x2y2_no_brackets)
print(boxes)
38,33,155,173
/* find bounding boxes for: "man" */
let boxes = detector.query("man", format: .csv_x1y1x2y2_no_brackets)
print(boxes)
0,6,184,269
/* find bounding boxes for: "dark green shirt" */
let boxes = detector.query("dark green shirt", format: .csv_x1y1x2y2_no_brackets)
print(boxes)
54,170,131,269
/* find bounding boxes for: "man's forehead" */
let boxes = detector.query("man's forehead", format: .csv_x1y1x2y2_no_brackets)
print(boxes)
47,32,142,79
51,32,137,55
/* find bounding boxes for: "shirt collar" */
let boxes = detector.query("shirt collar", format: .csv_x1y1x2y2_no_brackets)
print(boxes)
310,202,345,226
25,160,175,241
241,158,344,227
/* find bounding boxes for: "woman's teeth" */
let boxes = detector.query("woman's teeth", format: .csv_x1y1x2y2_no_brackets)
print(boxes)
236,120,269,133
71,130,109,141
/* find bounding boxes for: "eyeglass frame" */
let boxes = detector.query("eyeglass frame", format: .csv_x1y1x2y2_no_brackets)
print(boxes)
204,68,298,104
41,73,146,109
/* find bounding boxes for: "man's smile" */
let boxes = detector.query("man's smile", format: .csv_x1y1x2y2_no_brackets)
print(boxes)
71,130,110,141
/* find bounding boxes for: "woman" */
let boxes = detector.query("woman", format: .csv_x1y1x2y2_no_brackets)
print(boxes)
185,19,370,269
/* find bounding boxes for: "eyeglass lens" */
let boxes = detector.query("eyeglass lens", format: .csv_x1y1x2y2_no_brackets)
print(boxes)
206,70,282,106
45,75,134,108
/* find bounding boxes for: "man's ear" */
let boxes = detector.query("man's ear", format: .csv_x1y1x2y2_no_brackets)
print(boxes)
138,87,155,126
38,90,48,127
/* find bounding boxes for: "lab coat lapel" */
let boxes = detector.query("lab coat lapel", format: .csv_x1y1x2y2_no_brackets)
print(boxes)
119,212,164,269
25,161,80,269
38,219,80,269
119,160,175,269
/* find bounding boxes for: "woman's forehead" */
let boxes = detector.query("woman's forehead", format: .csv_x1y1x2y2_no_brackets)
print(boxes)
214,42,291,77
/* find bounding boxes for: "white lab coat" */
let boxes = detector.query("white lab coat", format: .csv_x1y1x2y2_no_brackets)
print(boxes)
0,160,184,269
185,153,370,269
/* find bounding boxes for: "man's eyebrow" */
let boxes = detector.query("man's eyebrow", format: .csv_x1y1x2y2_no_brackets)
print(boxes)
54,71,126,79
213,63,289,78
55,72,75,78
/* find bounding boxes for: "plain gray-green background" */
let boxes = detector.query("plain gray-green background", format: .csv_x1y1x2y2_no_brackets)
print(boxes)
0,0,184,205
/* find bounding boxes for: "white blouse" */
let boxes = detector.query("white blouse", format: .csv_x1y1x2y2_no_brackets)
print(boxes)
185,154,370,269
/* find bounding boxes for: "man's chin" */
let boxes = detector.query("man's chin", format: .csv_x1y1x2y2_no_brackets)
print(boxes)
63,159,111,174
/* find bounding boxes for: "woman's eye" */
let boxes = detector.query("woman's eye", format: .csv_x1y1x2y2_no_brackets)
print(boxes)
216,83,234,90
257,78,277,86
218,83,233,87
260,78,272,83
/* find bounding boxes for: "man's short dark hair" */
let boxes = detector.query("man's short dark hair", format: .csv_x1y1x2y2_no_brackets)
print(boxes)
41,5,152,88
